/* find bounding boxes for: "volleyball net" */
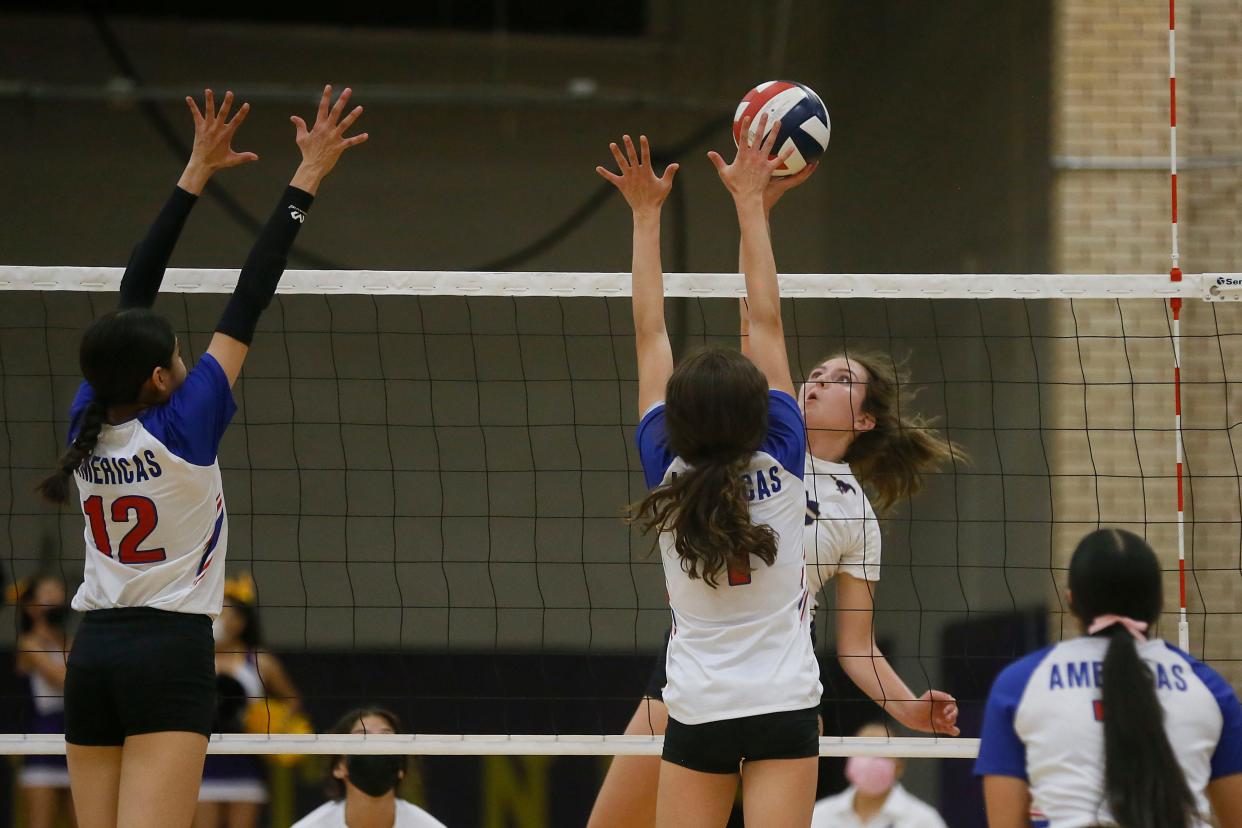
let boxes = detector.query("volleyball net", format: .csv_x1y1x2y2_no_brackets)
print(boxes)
2,267,1240,758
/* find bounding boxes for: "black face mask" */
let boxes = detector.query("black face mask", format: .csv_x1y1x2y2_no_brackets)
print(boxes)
345,755,403,798
44,607,68,629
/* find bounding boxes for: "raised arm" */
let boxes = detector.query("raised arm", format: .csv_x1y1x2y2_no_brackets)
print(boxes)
738,162,818,360
119,89,258,309
709,114,794,396
207,85,368,386
596,134,679,416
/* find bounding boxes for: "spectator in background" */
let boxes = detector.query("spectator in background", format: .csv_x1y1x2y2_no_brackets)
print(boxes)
290,707,446,828
811,722,948,828
12,574,76,828
196,573,303,828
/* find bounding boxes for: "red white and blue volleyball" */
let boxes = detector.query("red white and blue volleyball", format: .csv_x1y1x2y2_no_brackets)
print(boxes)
732,80,831,177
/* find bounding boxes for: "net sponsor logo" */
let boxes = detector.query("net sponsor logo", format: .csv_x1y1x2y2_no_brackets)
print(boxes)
1217,276,1242,287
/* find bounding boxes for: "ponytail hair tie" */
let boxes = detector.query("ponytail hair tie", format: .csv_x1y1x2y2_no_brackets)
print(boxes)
1088,614,1149,642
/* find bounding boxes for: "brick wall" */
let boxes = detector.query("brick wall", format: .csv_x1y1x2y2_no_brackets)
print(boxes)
1051,0,1242,683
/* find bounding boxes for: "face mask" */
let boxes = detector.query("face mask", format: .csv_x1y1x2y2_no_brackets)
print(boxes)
345,755,403,798
44,606,68,628
846,756,898,797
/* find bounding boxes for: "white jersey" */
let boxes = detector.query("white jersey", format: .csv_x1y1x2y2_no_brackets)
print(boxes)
810,783,948,828
68,354,236,617
803,454,881,603
975,636,1242,828
638,390,822,725
290,799,447,828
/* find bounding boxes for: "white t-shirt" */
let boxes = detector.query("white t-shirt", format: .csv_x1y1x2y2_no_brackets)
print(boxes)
810,783,948,828
975,636,1242,828
290,799,446,828
637,390,822,725
68,354,235,617
803,454,881,603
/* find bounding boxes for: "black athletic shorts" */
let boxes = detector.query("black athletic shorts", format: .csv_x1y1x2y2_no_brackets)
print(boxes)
65,607,215,746
662,707,820,774
645,617,818,701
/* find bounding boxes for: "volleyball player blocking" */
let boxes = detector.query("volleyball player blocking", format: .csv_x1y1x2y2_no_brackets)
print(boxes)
38,86,366,828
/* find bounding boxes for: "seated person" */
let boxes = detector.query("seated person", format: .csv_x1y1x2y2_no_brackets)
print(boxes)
290,707,446,828
811,722,948,828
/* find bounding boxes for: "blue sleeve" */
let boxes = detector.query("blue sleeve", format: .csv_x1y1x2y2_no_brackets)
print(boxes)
141,353,237,466
974,647,1051,780
636,403,676,489
67,381,94,445
1176,648,1242,779
760,390,806,480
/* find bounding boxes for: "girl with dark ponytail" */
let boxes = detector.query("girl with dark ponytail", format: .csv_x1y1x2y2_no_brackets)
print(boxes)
977,529,1242,827
594,117,822,827
48,86,367,828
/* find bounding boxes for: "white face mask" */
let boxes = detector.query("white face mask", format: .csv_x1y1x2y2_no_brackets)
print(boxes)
212,615,228,644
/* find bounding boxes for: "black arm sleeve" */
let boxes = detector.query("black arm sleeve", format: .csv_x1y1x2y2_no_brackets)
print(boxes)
214,186,315,345
118,186,199,309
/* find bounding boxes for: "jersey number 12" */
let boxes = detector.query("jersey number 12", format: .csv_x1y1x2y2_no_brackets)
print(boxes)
83,495,167,564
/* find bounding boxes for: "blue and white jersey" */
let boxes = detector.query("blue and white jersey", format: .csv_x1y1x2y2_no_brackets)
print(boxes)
975,636,1242,828
637,389,822,725
68,354,236,617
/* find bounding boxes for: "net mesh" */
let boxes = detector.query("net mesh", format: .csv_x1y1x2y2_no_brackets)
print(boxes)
2,269,1241,758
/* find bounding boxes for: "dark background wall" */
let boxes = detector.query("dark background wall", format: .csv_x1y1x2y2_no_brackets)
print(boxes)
0,3,1052,824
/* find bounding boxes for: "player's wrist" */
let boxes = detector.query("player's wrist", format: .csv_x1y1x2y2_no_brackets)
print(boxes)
177,160,213,196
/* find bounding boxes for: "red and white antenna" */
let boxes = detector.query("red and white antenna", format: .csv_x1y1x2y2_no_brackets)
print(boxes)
1168,0,1189,652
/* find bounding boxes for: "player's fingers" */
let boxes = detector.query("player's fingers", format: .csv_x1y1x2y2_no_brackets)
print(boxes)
185,96,203,126
225,102,250,132
706,150,727,173
595,166,622,185
608,142,628,172
338,105,364,133
753,112,770,148
330,87,352,124
204,88,215,121
762,119,782,154
290,115,308,138
316,84,332,124
661,162,680,183
622,134,639,168
775,144,796,167
343,132,369,148
639,135,652,168
217,90,234,123
739,115,753,148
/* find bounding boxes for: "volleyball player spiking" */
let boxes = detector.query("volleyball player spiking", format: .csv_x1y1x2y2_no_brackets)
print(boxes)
37,85,367,828
596,117,821,827
977,529,1242,828
589,147,961,828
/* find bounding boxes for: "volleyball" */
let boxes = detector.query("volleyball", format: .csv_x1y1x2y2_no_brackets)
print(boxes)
732,80,830,176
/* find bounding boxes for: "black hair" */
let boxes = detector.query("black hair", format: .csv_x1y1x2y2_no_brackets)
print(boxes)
630,348,777,588
1068,528,1197,828
227,601,263,650
37,309,176,504
324,707,409,800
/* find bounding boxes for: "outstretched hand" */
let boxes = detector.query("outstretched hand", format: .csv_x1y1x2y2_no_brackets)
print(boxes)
596,134,679,217
707,112,794,204
179,89,257,194
289,85,369,194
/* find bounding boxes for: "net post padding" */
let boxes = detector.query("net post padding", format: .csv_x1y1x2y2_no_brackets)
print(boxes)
0,734,981,759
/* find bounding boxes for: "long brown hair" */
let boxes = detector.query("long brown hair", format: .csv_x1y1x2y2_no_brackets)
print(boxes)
630,348,779,588
830,348,966,513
